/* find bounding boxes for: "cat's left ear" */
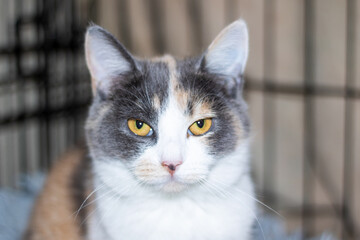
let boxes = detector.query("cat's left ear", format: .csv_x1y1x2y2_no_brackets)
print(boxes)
85,25,138,97
200,19,248,81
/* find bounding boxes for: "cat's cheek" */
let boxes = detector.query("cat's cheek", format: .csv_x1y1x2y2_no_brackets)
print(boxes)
131,147,169,184
186,134,215,163
92,158,138,196
207,140,250,186
133,158,169,184
176,137,214,182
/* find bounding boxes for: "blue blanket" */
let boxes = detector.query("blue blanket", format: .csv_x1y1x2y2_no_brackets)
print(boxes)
0,174,336,240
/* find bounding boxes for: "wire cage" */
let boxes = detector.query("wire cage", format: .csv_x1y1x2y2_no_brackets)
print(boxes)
0,0,93,183
0,0,359,239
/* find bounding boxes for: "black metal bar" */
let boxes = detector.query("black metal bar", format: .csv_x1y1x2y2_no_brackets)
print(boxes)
342,0,357,238
244,79,360,99
0,40,83,56
186,0,203,52
225,0,238,23
88,0,98,23
40,0,51,169
14,0,28,177
66,0,74,146
0,102,90,126
71,0,79,143
146,0,166,54
0,73,90,89
262,0,277,207
302,0,316,237
118,0,132,51
35,0,45,171
284,205,345,221
2,75,360,99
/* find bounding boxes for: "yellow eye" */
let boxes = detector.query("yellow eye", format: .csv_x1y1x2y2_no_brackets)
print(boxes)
188,119,212,136
127,119,153,136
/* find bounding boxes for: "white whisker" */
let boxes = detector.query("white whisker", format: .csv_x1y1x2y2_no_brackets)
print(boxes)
73,184,105,220
210,177,283,219
201,178,266,240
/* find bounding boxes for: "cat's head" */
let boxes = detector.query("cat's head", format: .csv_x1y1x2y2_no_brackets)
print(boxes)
85,20,250,194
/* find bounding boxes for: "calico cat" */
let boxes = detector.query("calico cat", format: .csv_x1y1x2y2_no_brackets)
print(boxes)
26,19,255,240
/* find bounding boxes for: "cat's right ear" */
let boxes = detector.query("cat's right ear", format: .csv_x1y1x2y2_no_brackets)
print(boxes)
200,19,248,82
85,25,138,97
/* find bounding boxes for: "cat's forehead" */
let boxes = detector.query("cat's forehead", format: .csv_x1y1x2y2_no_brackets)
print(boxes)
138,55,216,117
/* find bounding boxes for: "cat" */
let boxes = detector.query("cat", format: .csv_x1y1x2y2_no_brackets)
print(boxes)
25,19,255,240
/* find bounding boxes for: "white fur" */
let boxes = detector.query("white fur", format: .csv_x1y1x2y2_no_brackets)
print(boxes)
90,144,255,240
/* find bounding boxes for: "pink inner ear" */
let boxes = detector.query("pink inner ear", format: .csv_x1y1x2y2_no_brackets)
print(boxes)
85,39,103,96
203,19,248,78
85,25,135,97
90,77,97,95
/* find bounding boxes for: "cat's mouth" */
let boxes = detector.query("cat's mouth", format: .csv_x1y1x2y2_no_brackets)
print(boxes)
137,174,197,193
133,160,207,193
154,174,205,193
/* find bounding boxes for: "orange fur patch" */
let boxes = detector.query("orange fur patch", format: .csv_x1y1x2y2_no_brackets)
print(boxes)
192,101,213,118
175,88,189,110
25,148,90,240
134,158,167,182
153,94,161,110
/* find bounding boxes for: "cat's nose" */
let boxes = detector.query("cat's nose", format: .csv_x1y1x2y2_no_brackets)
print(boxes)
161,161,183,176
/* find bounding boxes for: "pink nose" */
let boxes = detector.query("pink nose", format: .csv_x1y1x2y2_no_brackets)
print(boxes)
161,161,183,175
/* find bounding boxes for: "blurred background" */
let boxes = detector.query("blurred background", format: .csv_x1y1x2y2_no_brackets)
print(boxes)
0,0,359,239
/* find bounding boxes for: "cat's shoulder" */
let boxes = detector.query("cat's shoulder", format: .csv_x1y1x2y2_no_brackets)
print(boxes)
24,147,91,240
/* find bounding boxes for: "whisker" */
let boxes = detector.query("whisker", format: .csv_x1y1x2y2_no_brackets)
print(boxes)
201,178,266,240
96,181,143,230
73,184,105,219
79,188,114,228
210,177,283,219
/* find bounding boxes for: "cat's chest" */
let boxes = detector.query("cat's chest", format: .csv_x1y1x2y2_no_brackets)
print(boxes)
89,190,254,240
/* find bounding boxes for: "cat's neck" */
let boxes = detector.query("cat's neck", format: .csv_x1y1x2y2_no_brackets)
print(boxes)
88,142,254,240
91,175,255,240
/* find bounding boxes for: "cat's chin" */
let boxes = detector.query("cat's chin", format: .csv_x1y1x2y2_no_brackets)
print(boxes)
161,181,187,193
